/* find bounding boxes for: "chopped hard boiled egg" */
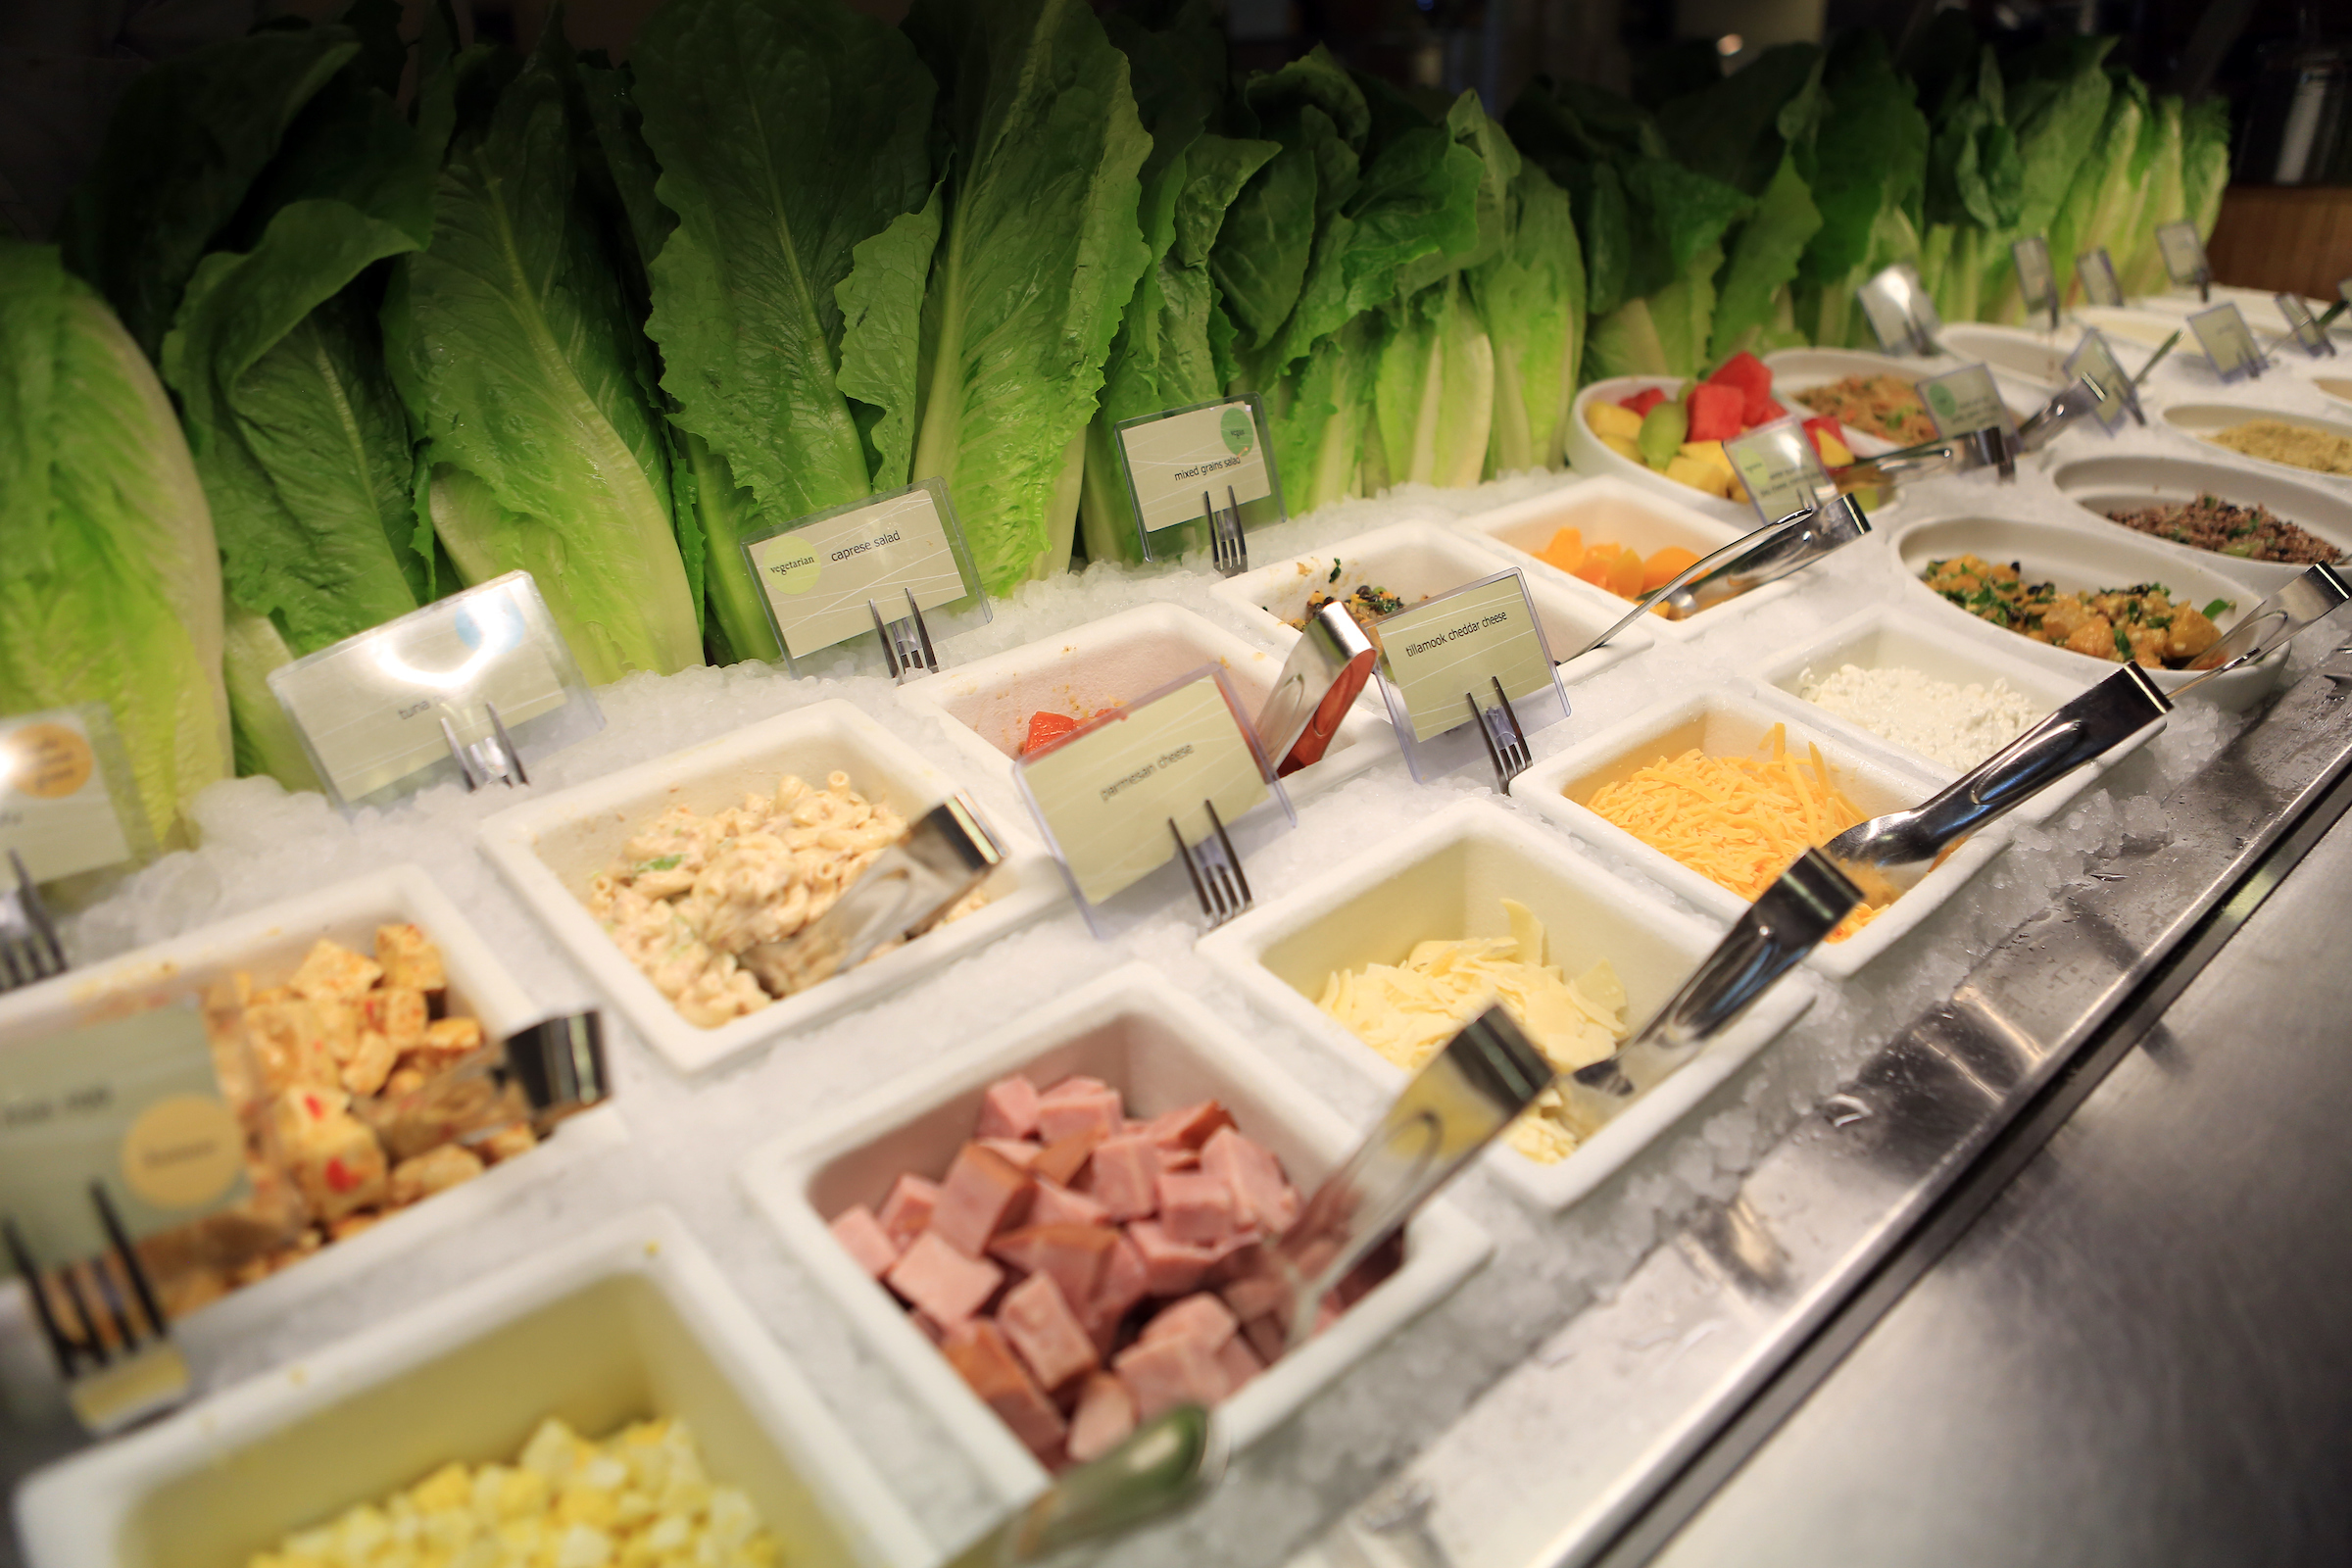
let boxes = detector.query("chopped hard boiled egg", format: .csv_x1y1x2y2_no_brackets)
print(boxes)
1315,900,1630,1164
245,1416,779,1568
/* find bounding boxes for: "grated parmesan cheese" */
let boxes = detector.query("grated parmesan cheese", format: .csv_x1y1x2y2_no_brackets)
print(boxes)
1795,662,2042,772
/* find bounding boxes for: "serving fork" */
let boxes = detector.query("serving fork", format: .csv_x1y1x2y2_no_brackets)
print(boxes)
0,849,66,993
4,1186,190,1434
1204,485,1250,577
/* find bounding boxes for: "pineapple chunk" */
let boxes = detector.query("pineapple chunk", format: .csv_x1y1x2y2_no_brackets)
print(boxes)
1599,433,1643,466
1585,400,1644,441
1816,429,1856,467
1664,454,1731,498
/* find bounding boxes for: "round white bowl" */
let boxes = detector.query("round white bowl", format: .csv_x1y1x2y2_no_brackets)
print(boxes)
1565,376,1750,523
2159,402,2352,485
1888,514,2278,709
1933,322,2073,394
2047,453,2352,590
1762,348,1949,453
2072,306,2200,353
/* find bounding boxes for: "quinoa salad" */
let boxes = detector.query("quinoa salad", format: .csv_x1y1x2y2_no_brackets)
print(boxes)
2102,494,2342,565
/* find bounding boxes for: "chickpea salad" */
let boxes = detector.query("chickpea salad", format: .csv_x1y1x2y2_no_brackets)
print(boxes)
1923,554,2231,669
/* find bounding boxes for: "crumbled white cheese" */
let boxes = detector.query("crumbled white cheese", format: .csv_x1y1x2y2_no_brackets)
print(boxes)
1796,662,2044,772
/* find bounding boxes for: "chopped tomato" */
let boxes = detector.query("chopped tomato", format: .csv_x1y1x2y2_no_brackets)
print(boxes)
1619,387,1669,417
324,1157,363,1194
1021,711,1083,756
1685,383,1745,443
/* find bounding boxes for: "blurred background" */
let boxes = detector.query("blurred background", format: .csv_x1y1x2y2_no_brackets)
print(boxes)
3,0,2344,285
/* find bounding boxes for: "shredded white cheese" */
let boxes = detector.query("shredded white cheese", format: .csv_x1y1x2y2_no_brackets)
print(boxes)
1795,662,2043,772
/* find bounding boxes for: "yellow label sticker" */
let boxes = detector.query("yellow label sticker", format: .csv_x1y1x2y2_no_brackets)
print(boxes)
0,709,134,882
1376,574,1556,743
1118,400,1276,533
121,1094,244,1209
746,484,969,659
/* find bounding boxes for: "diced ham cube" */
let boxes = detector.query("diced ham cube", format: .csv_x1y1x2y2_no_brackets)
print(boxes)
1087,1135,1159,1221
1065,1373,1138,1463
1036,1077,1124,1144
978,1138,1043,1170
975,1075,1042,1141
996,1272,1099,1393
1031,1133,1099,1188
829,1204,901,1278
941,1320,1067,1461
1214,1335,1265,1396
1111,1335,1226,1421
1240,1314,1286,1365
1158,1145,1200,1173
1085,1233,1152,1347
1202,1127,1299,1234
1155,1170,1238,1246
884,1233,1003,1327
1030,1180,1109,1229
1146,1101,1236,1152
877,1173,939,1247
989,1223,1116,1308
1140,1293,1238,1353
1127,1221,1226,1298
928,1144,1034,1257
1218,1258,1289,1326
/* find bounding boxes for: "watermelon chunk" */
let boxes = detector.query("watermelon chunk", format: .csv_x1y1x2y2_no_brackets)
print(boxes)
1743,393,1786,427
1706,351,1772,402
1619,387,1669,417
1685,383,1745,443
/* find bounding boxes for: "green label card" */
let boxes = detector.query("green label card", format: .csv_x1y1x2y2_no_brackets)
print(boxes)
2188,303,2265,381
2012,236,2056,315
1723,418,1832,523
0,709,135,883
2155,220,2208,286
2062,331,2135,430
1016,673,1270,905
2078,248,2123,307
1919,363,2013,439
745,481,973,659
1118,399,1277,534
1376,574,1556,743
0,1004,251,1264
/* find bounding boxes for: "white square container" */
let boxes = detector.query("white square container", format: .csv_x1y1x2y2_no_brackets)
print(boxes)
1510,689,2009,979
1750,605,2142,828
478,700,1068,1077
736,963,1493,1503
1451,476,1784,642
1208,521,1649,686
0,865,625,1347
894,602,1394,803
1195,801,1813,1214
15,1207,932,1568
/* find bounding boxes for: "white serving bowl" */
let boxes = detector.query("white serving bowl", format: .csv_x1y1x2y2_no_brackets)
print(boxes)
1762,348,1958,452
1751,605,2141,827
1887,514,2281,710
2311,372,2352,413
15,1207,932,1568
478,701,1067,1076
1450,476,1772,643
1509,688,2006,980
1564,376,1752,523
1194,800,1813,1214
736,963,1492,1502
2046,453,2352,590
1208,520,1649,684
1932,322,2075,394
2159,402,2352,486
894,603,1392,803
2072,306,2200,353
0,866,625,1348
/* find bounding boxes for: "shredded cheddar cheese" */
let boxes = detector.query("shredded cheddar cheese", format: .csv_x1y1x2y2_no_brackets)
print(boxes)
1583,725,1886,942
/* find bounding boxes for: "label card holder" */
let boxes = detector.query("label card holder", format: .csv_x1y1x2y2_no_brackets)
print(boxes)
1012,665,1295,938
2077,248,2124,309
2062,330,2143,431
2188,302,2267,382
1919,363,2018,442
2277,294,2337,358
0,707,152,886
1114,395,1285,563
1370,570,1570,786
2155,220,2211,299
270,572,604,814
1856,263,1943,357
742,478,989,676
1723,417,1835,524
2012,236,2059,328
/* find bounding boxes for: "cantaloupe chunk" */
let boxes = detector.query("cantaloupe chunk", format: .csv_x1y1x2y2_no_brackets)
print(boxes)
1642,546,1701,592
1536,526,1585,573
1572,551,1615,588
1603,546,1645,599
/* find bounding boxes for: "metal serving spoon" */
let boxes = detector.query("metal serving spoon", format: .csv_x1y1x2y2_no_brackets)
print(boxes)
1253,599,1379,775
1569,494,1872,659
2174,564,2352,698
940,1404,1222,1567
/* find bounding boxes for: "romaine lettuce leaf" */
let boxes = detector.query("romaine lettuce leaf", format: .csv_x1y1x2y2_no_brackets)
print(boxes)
1473,161,1583,472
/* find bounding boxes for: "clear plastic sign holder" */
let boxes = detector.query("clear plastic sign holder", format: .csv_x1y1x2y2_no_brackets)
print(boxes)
1368,569,1570,792
0,705,152,894
1919,362,2021,478
1012,665,1296,939
2188,302,2268,383
1113,393,1284,575
2077,247,2125,309
2276,293,2336,358
2012,236,2060,331
1856,263,1943,357
2063,330,2144,430
1723,416,1834,523
2155,220,2212,303
741,477,990,682
269,571,605,815
2320,278,2351,332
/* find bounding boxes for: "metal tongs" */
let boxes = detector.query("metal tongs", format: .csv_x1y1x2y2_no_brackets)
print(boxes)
1254,601,1378,776
1561,852,1861,1135
365,1010,612,1161
1832,425,2018,489
741,794,1004,998
1570,494,1872,659
2016,375,2110,452
942,1404,1222,1566
2175,564,2352,697
1821,663,2173,896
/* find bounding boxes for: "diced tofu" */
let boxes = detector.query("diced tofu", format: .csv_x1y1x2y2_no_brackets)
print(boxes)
374,923,446,993
341,1030,400,1098
405,1015,483,1070
1065,1373,1137,1464
928,1144,1034,1258
480,1121,538,1163
358,987,428,1052
271,1087,388,1222
828,1204,902,1278
313,1000,359,1067
387,1143,484,1207
996,1272,1098,1392
1585,401,1644,441
289,939,383,1002
885,1233,1003,1327
243,1000,339,1094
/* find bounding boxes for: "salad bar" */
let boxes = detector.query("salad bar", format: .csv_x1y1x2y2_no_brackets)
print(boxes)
4,2,2351,1567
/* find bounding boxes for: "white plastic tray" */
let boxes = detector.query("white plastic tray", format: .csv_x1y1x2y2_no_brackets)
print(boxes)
894,602,1394,803
1509,687,2008,979
1195,800,1814,1214
736,962,1493,1503
2044,452,2352,591
15,1207,932,1568
478,701,1068,1076
1208,520,1648,686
